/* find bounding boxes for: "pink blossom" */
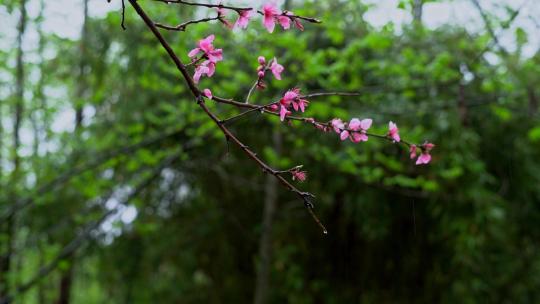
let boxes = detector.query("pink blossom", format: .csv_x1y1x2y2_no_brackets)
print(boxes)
270,58,284,80
189,35,223,82
203,88,213,99
416,153,431,165
279,105,291,121
188,35,223,63
277,88,309,121
415,142,435,165
388,121,400,142
331,118,345,133
193,61,216,83
262,3,280,33
292,98,308,112
283,88,299,103
258,71,265,78
291,169,307,182
340,130,350,141
268,104,279,112
277,14,291,30
347,118,372,142
215,3,233,28
193,64,210,83
258,56,266,65
234,9,253,29
409,145,417,159
293,18,304,31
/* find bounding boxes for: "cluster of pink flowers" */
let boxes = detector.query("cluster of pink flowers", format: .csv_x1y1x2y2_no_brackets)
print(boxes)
214,2,303,33
331,118,372,143
188,35,223,83
262,3,303,33
327,118,434,165
186,5,435,168
255,56,284,89
410,142,435,165
267,88,309,121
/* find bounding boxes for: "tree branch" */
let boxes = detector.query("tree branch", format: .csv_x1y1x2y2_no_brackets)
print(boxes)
127,0,327,233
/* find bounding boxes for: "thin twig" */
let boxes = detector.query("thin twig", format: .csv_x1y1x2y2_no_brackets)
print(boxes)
154,0,252,12
220,101,278,125
245,81,259,104
121,0,126,30
155,16,220,31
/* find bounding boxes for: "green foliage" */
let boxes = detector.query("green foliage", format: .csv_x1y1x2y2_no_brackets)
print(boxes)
1,0,540,303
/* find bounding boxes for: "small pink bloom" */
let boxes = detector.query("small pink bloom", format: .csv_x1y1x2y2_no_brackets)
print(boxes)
189,35,223,63
414,142,435,165
292,98,308,112
258,56,266,65
268,104,279,111
351,132,368,143
206,61,216,77
279,105,290,121
293,18,304,31
331,118,345,133
388,121,400,142
203,88,213,99
216,3,226,17
347,118,371,142
423,142,435,151
416,153,432,165
409,145,417,159
277,15,291,30
340,130,350,141
283,88,299,103
193,64,210,83
262,3,280,33
234,9,253,29
206,48,223,63
198,35,215,53
270,58,284,80
188,48,200,58
258,71,265,78
291,169,307,182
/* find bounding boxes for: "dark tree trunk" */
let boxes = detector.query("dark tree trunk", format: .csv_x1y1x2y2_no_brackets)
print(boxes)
75,0,89,128
253,130,282,304
1,0,27,298
56,260,74,304
413,0,423,23
528,87,538,117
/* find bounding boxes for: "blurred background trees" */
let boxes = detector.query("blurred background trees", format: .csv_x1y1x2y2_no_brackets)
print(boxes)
1,0,540,303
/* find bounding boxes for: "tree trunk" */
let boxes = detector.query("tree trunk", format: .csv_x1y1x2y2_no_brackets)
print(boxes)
75,0,89,128
56,1,90,301
413,0,423,23
253,129,282,304
0,0,27,298
56,259,74,304
528,87,538,117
